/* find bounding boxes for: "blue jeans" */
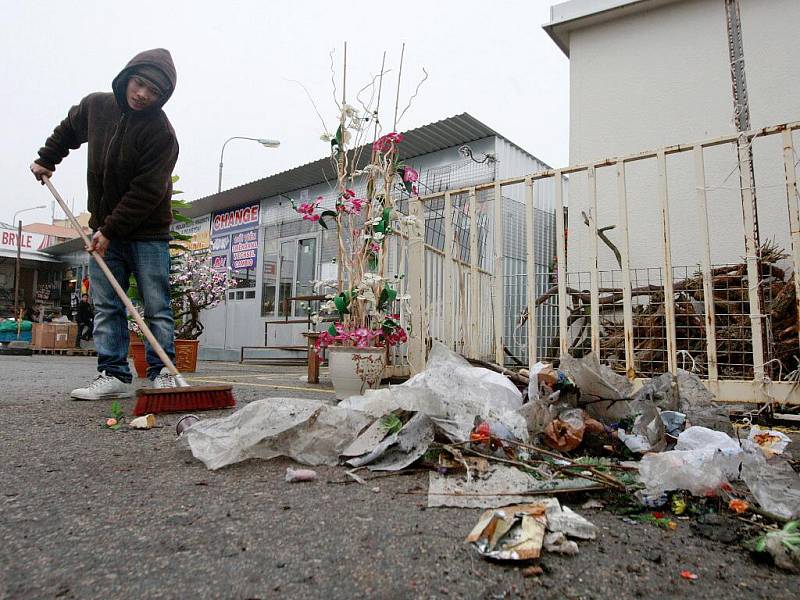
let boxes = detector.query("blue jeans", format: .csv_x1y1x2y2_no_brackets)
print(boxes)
89,239,175,382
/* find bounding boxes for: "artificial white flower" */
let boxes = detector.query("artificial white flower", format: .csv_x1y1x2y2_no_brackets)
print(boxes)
320,133,333,142
342,103,358,118
361,273,383,286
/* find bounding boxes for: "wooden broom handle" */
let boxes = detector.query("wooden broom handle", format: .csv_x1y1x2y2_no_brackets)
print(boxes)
42,177,182,378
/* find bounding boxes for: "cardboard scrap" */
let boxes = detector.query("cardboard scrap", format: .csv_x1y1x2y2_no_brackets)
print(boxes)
427,464,601,508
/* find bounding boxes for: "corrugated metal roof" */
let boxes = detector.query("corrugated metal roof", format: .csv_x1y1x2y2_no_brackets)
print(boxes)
41,236,85,256
183,113,504,218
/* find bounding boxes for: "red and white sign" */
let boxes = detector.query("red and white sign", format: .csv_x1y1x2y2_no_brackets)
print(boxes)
0,227,49,256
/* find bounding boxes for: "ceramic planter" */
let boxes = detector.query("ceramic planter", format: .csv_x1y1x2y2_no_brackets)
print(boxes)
328,346,385,400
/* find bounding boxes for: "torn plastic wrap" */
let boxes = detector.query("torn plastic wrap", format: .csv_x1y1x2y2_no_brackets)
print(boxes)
637,426,743,496
341,341,528,443
183,398,373,469
559,353,634,423
676,369,733,433
741,440,800,521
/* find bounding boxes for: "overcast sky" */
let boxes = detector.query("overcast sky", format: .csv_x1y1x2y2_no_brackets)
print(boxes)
1,0,568,227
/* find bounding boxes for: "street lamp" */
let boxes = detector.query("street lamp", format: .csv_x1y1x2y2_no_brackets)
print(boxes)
12,205,46,225
11,205,46,337
218,136,280,193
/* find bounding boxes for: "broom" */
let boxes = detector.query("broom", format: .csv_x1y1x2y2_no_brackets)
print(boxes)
43,177,235,416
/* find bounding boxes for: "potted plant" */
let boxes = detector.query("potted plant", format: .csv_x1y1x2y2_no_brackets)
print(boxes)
169,249,236,371
292,51,423,399
128,320,148,378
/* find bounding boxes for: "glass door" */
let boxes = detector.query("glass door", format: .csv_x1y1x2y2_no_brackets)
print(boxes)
275,236,318,318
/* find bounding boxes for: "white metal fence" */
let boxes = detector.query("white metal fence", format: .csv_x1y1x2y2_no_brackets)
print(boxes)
404,121,800,405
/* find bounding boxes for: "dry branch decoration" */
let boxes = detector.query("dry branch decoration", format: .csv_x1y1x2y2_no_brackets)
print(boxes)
289,44,428,354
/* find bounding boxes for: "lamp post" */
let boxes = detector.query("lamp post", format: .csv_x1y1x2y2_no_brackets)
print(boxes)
11,205,46,338
218,136,280,193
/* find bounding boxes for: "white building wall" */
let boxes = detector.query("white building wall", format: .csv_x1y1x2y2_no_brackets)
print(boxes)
563,0,800,273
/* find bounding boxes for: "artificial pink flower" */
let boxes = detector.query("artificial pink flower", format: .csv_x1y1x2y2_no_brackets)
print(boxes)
296,196,322,218
373,132,405,152
402,167,419,183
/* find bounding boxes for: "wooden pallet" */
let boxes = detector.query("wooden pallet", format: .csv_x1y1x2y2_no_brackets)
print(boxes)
31,347,97,357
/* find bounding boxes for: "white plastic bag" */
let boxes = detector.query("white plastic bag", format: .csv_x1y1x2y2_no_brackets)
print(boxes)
741,440,800,520
675,426,742,478
638,449,729,496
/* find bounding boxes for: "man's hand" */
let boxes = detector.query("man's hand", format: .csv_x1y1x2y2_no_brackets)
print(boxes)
30,162,53,184
89,230,110,257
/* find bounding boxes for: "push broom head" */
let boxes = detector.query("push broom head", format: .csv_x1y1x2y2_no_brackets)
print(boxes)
134,384,235,416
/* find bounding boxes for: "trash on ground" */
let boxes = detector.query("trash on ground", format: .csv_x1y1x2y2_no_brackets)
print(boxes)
750,520,800,573
638,426,743,496
543,409,585,452
345,412,434,471
740,441,800,520
728,499,749,514
184,398,372,469
129,414,156,430
748,426,791,457
545,504,598,539
427,465,600,508
466,503,548,561
680,570,699,581
617,400,666,454
521,565,544,577
543,531,579,555
340,342,528,443
285,467,317,482
175,414,200,436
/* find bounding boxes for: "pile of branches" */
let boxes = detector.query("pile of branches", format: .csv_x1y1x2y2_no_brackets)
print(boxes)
527,243,798,379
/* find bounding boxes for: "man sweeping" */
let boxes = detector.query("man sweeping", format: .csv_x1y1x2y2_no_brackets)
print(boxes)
31,49,179,399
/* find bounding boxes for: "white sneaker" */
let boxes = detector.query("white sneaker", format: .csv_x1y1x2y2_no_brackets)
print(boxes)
71,371,133,400
153,367,178,389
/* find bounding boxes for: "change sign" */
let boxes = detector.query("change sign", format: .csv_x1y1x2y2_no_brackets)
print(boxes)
210,201,260,272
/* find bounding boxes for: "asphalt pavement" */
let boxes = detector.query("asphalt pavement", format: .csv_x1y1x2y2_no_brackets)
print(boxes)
0,354,798,599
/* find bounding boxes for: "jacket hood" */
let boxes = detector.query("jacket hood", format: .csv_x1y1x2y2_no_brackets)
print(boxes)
112,48,177,112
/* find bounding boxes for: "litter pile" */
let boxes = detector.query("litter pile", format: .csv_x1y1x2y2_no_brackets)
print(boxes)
180,342,800,573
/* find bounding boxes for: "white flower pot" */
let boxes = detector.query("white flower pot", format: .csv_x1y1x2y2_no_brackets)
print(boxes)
328,346,386,400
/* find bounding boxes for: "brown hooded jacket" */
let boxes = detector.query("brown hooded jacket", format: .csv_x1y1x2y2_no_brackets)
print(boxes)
34,48,179,241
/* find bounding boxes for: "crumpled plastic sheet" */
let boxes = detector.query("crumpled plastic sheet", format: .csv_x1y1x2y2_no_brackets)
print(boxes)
183,398,373,469
559,353,634,423
341,341,528,443
345,413,435,471
617,400,666,453
638,426,743,496
741,440,800,520
676,369,735,434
